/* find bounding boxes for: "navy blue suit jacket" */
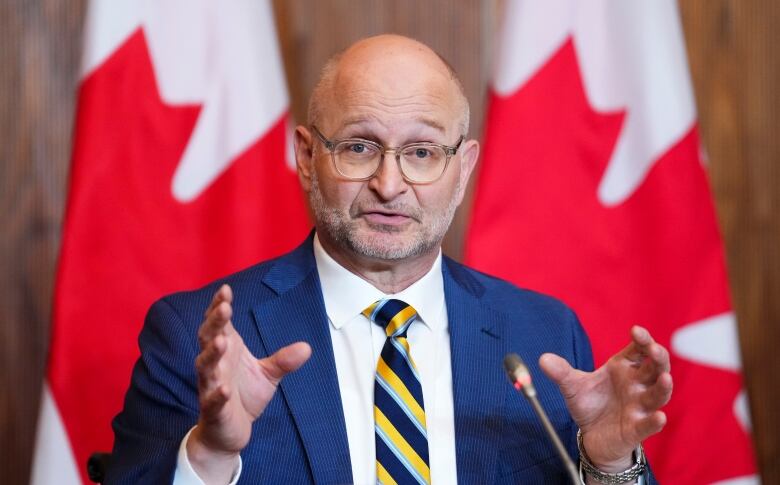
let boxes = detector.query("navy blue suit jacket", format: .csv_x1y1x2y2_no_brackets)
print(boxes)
108,236,608,484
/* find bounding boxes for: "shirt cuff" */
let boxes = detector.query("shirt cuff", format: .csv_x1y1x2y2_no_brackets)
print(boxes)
173,426,242,485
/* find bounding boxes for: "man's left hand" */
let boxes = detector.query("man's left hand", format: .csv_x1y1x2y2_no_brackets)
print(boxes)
539,325,673,472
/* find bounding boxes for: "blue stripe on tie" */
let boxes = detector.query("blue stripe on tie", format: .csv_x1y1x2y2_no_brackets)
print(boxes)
375,430,419,485
375,383,429,453
370,299,429,485
375,424,428,485
375,374,427,436
370,298,391,323
390,338,421,381
375,300,410,330
380,343,424,402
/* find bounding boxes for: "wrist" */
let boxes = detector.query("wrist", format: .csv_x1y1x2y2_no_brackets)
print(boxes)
588,454,633,474
186,426,241,484
579,431,632,472
577,430,646,484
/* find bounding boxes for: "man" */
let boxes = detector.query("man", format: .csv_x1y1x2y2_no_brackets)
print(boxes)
107,35,672,484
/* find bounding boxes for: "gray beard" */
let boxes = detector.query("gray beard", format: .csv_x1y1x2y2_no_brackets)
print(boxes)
308,170,460,261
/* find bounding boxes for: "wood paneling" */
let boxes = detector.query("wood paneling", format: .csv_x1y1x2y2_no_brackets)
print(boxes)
0,1,87,483
680,0,780,479
0,1,776,483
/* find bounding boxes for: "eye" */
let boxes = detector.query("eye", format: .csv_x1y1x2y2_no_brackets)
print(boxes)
350,143,367,154
414,148,431,159
341,141,378,155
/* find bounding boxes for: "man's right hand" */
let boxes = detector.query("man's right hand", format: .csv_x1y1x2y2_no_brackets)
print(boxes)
186,284,312,484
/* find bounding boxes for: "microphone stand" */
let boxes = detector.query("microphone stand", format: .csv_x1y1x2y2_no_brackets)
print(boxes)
503,353,581,485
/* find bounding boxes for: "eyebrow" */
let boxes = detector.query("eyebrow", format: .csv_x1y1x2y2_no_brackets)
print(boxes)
338,116,447,134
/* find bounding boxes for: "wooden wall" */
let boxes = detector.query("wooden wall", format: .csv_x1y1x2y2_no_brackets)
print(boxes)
679,0,780,480
1,1,87,483
0,1,776,483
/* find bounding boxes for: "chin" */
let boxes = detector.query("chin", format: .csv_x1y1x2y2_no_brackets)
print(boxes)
348,229,435,261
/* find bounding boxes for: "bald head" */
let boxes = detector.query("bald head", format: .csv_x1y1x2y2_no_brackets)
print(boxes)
308,34,470,136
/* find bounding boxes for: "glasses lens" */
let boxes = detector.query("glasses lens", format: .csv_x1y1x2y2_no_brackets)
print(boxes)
400,144,447,183
333,140,381,179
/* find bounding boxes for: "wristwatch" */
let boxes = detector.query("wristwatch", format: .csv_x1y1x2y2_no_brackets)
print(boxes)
577,429,647,484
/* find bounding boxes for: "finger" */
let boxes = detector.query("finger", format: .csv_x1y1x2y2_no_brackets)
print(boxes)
539,353,578,396
200,300,233,339
200,384,230,421
195,334,228,389
260,342,312,384
634,410,667,441
203,285,232,318
203,284,233,317
639,372,673,410
198,301,234,347
632,325,653,345
622,326,658,364
635,343,671,383
648,340,671,373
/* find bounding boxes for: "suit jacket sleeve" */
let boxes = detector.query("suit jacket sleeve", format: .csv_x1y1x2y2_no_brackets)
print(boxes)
105,297,201,484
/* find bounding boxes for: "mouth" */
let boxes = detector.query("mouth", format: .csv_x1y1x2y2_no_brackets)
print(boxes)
359,209,416,226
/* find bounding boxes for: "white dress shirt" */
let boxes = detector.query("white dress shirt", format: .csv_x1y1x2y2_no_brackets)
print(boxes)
174,234,458,484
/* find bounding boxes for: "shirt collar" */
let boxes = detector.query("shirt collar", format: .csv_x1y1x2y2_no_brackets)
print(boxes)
313,233,444,332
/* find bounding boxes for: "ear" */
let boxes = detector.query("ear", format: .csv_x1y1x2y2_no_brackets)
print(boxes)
294,125,314,193
455,138,479,203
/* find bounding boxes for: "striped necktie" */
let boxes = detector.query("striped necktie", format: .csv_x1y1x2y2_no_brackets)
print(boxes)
363,299,431,485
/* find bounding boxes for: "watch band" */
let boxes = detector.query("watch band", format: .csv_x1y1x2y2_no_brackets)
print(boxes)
577,429,646,484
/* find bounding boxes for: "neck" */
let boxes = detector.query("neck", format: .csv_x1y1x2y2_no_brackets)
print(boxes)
316,233,440,294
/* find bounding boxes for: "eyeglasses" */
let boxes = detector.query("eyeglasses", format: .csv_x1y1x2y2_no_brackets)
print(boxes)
311,125,464,184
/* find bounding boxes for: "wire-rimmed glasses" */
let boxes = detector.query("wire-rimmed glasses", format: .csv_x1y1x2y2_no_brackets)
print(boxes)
311,125,464,184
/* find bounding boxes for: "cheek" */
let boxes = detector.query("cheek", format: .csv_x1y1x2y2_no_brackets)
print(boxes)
414,186,455,214
316,167,364,209
418,172,462,210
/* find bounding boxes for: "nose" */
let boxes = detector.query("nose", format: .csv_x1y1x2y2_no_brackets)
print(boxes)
367,152,408,201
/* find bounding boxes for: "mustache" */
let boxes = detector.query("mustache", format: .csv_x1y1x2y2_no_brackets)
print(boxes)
351,202,423,222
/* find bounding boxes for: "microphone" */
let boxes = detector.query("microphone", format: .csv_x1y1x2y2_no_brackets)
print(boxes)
503,353,581,485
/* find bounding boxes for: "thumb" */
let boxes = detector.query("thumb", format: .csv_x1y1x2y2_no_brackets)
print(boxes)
539,353,576,391
261,342,312,383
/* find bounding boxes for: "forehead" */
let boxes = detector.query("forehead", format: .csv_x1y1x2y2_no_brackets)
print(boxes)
323,43,462,138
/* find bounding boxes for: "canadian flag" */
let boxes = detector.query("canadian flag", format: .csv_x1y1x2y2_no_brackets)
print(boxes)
31,1,309,483
466,1,758,484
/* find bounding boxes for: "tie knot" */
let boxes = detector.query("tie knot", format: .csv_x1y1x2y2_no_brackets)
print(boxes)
362,298,418,338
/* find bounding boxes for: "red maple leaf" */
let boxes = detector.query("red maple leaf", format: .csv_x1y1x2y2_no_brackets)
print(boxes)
48,29,310,482
466,39,755,483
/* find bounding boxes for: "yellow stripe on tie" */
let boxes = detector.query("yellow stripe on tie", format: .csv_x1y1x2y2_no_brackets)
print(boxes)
362,302,379,320
376,460,398,485
375,407,431,483
385,305,416,336
395,337,419,371
376,358,426,429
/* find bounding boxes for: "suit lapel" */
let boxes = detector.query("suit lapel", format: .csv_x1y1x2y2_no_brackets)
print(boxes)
251,241,353,484
444,258,507,484
249,245,512,483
